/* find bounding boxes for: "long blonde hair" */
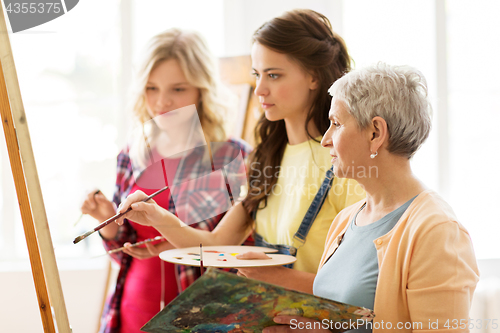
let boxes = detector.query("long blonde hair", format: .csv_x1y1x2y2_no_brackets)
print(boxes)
129,28,233,169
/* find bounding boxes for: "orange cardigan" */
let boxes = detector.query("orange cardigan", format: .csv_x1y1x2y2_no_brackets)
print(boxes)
319,190,479,332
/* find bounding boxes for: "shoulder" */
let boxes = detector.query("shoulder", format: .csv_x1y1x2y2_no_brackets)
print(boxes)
394,190,472,248
116,145,132,169
406,190,464,231
226,137,253,156
115,145,134,188
212,137,253,159
117,145,131,159
399,192,479,287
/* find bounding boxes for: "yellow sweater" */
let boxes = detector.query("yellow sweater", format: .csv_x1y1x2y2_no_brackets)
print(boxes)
254,138,365,273
319,190,480,332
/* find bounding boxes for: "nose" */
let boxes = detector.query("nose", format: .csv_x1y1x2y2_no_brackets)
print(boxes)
321,125,333,148
157,92,173,108
254,77,268,97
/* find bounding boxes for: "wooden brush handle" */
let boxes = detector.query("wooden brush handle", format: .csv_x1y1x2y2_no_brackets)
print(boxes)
93,186,169,232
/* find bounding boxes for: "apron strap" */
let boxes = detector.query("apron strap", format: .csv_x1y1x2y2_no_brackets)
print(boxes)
293,166,335,246
252,166,335,267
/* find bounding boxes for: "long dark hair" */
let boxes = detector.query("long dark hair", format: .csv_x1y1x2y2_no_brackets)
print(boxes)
243,9,352,215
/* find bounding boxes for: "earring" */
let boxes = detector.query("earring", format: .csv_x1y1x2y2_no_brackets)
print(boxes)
370,151,378,159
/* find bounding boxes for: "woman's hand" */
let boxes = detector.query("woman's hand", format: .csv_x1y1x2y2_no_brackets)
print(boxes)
122,240,174,259
80,190,115,222
236,251,272,260
236,251,285,282
263,316,334,333
236,252,315,294
237,265,284,281
116,190,171,227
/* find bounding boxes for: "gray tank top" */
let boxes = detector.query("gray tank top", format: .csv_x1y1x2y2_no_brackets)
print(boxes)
313,196,416,332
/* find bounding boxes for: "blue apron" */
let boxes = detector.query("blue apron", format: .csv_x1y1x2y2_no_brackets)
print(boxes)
253,166,335,268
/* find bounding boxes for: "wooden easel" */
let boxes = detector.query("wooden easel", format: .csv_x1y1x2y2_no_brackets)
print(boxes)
0,3,71,333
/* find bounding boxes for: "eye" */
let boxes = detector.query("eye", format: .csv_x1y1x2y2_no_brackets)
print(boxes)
146,86,157,91
173,87,186,92
268,73,279,79
251,72,260,79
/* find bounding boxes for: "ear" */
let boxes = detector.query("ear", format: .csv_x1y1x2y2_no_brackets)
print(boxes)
306,71,319,91
369,116,389,153
310,75,319,91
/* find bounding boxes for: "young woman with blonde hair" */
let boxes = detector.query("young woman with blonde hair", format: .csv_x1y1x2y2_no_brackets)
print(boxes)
81,28,251,333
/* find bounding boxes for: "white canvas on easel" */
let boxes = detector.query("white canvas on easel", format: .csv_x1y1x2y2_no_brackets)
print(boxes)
0,3,71,333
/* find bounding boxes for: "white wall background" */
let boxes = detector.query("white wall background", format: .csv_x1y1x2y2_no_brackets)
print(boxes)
0,266,111,333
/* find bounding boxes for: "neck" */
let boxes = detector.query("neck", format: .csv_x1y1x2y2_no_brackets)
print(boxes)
357,154,426,218
154,126,205,158
284,114,321,145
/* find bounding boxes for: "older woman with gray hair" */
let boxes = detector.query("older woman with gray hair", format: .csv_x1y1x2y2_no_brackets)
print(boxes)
265,63,479,333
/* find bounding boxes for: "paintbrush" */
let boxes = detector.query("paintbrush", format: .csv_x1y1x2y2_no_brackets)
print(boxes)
200,243,204,274
107,235,165,254
74,189,101,227
73,186,169,244
92,236,165,257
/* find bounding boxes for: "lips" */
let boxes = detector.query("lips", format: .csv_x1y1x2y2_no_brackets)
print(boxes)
261,103,274,109
157,111,175,116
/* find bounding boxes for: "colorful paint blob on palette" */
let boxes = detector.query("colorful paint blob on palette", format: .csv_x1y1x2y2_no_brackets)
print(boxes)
181,251,239,261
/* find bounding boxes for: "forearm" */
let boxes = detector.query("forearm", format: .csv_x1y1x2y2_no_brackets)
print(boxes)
153,218,225,247
153,201,253,248
240,266,316,294
98,220,119,240
278,269,316,294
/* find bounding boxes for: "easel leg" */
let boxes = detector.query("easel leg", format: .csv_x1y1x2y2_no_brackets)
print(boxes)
0,52,56,333
0,2,71,332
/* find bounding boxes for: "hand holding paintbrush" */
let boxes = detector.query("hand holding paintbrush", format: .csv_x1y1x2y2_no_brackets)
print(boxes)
91,236,166,258
73,186,169,244
75,189,102,226
79,189,116,224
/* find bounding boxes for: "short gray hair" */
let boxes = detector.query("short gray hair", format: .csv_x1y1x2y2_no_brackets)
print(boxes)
328,62,432,158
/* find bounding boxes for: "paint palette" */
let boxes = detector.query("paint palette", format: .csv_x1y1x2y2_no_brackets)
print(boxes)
159,245,296,268
141,268,375,333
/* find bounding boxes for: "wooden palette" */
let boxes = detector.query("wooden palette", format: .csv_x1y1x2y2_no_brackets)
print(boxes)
159,245,296,268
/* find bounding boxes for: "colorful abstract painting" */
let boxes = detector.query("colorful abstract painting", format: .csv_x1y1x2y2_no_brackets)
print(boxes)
141,267,374,332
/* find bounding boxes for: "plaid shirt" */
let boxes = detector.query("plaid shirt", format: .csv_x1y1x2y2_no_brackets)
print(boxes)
99,138,252,333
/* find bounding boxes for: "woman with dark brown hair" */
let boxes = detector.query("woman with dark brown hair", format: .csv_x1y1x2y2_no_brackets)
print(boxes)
115,9,364,291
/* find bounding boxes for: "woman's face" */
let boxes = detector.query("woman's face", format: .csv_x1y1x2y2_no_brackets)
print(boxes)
145,59,200,129
251,43,318,122
321,100,371,179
